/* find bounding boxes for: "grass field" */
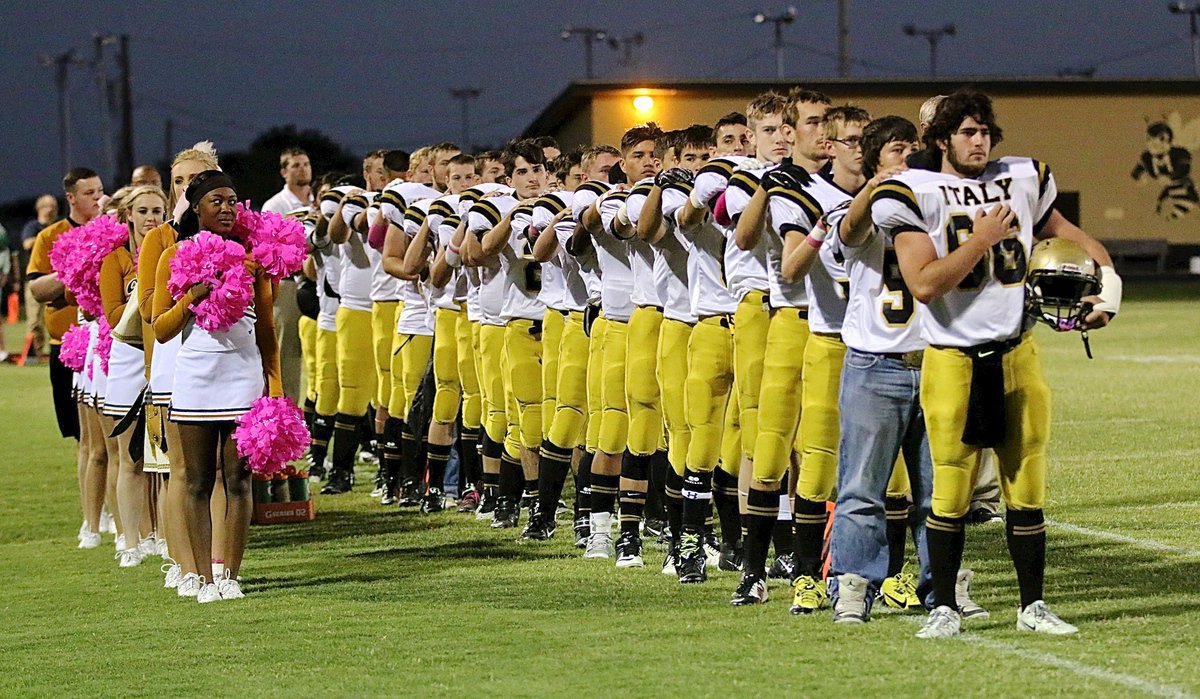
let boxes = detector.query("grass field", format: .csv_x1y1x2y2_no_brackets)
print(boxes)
2,280,1199,698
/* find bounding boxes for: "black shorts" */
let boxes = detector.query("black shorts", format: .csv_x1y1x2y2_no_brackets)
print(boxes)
49,343,81,440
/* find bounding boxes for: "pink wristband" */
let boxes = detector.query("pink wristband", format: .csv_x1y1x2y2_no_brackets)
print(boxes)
367,219,388,250
805,235,824,249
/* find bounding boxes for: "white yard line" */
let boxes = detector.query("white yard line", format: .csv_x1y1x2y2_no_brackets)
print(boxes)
1147,501,1200,510
1107,354,1200,364
1054,416,1154,426
1047,519,1200,557
1055,448,1200,464
960,633,1197,699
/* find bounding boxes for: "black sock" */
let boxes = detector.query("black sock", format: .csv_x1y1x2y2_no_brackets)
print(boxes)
480,433,503,498
680,468,713,535
537,440,573,519
523,478,539,502
886,496,911,577
399,423,422,486
793,496,829,579
575,451,593,521
498,451,524,502
590,472,619,516
331,413,360,477
664,469,684,548
645,450,668,522
425,442,452,493
382,417,404,491
712,468,741,547
619,451,650,536
926,513,967,609
360,410,377,454
1006,509,1047,609
310,413,335,472
303,398,316,432
744,486,779,576
459,427,481,489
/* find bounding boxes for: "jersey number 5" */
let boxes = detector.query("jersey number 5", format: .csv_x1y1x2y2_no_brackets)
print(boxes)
944,212,1028,290
881,248,915,326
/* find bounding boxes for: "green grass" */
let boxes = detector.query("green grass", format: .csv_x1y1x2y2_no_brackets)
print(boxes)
2,280,1199,698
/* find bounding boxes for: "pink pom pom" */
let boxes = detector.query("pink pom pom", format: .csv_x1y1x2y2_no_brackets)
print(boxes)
233,203,306,280
49,215,129,318
59,324,90,372
233,396,312,476
167,231,255,332
95,316,113,374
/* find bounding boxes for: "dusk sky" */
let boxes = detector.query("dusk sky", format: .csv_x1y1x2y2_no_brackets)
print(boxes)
2,1,1194,203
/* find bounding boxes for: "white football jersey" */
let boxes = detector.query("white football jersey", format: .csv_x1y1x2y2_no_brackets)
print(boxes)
397,200,435,335
719,164,772,300
871,156,1056,347
534,191,589,313
576,181,634,322
661,181,737,318
467,193,518,326
334,190,375,313
624,179,665,310
503,204,548,322
836,218,925,354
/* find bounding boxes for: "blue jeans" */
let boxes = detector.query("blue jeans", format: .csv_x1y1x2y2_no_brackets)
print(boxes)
828,348,932,606
443,445,461,499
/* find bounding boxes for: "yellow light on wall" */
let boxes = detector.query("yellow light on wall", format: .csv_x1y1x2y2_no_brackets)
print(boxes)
633,95,654,113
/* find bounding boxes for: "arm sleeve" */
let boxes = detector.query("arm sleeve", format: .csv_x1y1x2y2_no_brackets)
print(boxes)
253,272,282,397
151,245,201,344
137,226,168,323
98,251,129,328
869,179,927,238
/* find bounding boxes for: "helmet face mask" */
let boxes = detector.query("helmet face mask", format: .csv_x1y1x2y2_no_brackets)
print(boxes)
1025,239,1101,332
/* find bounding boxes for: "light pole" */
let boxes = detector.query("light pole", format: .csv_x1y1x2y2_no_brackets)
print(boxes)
903,23,956,77
560,26,610,79
39,49,87,174
449,88,481,148
1170,2,1200,76
754,7,798,79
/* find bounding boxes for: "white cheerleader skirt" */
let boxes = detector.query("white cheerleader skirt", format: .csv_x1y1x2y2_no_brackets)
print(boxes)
102,341,146,419
168,315,264,423
149,334,181,406
80,321,97,405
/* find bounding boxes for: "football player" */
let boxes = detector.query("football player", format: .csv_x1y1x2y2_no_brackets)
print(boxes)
876,89,1120,638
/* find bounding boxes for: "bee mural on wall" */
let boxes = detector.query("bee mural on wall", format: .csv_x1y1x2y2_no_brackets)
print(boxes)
1131,112,1200,220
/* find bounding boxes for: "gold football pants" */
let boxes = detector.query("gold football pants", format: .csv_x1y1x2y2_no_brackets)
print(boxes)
371,300,399,408
922,335,1050,518
478,323,508,445
751,307,810,483
597,317,629,455
314,326,339,416
541,307,564,432
685,317,734,473
335,307,376,416
432,307,462,424
547,310,589,450
657,317,693,475
299,315,318,403
795,332,846,502
503,319,544,449
733,291,770,459
626,306,663,457
457,313,481,429
388,331,433,422
585,316,607,452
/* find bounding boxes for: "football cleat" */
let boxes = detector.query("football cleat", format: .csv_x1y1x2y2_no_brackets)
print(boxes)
573,517,590,548
879,570,921,610
661,546,679,576
1017,600,1078,635
614,531,644,568
319,471,353,495
398,480,421,507
703,532,721,567
490,497,520,529
475,491,497,521
521,511,556,541
420,488,447,514
968,507,1004,526
768,553,796,581
359,449,379,466
730,571,769,606
307,460,327,482
643,517,667,541
676,533,708,584
789,575,829,615
832,573,870,624
956,569,990,619
718,540,744,572
916,605,961,639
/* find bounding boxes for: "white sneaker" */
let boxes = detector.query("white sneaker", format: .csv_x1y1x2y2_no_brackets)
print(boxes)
78,530,101,549
833,573,870,624
956,569,990,619
100,510,117,535
197,581,221,603
115,548,144,568
177,572,203,597
114,534,126,552
77,521,89,542
916,605,961,639
359,449,378,465
154,538,169,558
162,562,182,589
584,513,615,559
217,574,245,600
137,537,158,557
1017,600,1078,635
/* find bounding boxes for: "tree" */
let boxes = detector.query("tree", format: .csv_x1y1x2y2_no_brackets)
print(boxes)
220,125,359,207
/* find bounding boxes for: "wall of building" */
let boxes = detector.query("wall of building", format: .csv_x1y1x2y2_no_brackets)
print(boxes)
563,86,1200,243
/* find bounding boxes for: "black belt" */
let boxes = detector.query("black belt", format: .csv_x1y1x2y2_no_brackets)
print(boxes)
880,350,924,368
812,331,842,341
932,334,1024,359
768,305,809,319
698,314,731,329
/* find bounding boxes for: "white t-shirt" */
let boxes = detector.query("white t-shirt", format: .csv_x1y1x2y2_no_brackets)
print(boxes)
262,186,312,215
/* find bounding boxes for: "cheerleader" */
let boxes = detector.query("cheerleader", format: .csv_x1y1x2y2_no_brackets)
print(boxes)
152,171,282,603
137,142,220,595
100,185,167,566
